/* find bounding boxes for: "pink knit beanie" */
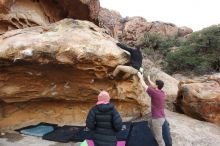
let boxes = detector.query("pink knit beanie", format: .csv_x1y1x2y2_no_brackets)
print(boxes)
96,90,110,105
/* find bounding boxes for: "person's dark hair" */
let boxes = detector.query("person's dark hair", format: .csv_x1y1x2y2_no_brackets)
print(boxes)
155,80,164,90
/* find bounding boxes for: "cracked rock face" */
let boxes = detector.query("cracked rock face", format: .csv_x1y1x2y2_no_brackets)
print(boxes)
0,0,100,34
0,19,149,130
176,76,220,125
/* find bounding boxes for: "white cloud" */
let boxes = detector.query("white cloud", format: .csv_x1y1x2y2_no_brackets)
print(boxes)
100,0,220,31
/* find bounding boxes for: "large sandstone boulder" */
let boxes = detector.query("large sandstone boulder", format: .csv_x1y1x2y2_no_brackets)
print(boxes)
176,76,220,124
0,0,100,34
0,19,150,130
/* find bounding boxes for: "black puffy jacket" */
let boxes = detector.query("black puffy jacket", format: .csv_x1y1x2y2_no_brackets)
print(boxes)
86,103,122,146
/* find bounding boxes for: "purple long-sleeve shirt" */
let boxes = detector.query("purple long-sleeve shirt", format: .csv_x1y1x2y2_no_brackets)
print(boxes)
147,87,165,118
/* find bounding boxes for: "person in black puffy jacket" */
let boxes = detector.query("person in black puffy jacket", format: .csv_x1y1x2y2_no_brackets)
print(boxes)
86,91,122,146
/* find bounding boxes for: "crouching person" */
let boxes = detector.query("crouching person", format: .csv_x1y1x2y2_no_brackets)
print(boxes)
85,90,123,146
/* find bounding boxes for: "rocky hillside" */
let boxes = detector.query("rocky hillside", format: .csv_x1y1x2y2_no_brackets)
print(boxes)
98,8,193,46
118,17,192,46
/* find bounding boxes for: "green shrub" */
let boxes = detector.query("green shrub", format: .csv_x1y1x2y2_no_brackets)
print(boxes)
138,32,184,65
186,25,220,53
165,25,220,74
139,32,184,54
159,37,185,55
139,32,162,50
139,26,220,75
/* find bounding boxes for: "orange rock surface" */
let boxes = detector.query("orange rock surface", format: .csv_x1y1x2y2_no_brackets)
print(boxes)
0,19,150,130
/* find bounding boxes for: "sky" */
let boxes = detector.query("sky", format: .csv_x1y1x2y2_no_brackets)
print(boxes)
100,0,220,31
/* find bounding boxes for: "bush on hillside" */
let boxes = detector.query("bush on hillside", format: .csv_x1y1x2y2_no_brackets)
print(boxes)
139,32,162,50
138,32,183,65
165,46,215,74
138,26,220,75
139,32,183,52
165,25,220,74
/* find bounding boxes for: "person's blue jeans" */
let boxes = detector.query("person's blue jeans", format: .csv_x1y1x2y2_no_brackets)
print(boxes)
162,120,172,146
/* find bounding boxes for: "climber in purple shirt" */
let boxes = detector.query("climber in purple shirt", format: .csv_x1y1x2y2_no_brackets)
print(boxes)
137,72,170,146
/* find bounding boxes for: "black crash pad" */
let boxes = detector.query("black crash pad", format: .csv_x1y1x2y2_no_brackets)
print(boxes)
43,125,82,143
